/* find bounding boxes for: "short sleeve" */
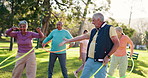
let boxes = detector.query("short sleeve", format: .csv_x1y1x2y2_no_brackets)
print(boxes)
109,27,117,38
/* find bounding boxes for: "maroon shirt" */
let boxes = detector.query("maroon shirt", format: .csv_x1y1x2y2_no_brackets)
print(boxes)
6,28,41,53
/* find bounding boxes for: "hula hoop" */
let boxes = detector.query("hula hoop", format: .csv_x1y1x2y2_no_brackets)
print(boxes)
107,57,134,78
0,47,35,69
43,40,70,53
90,57,134,78
0,52,16,65
90,64,104,78
43,47,70,53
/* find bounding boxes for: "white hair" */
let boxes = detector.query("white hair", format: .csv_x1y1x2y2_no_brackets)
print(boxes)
92,13,104,22
18,20,28,28
115,27,123,33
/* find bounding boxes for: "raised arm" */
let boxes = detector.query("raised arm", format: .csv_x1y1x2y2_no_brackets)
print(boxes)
6,27,18,37
36,27,44,38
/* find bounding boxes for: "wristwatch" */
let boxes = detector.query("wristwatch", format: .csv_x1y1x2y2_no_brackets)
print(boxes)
107,54,111,58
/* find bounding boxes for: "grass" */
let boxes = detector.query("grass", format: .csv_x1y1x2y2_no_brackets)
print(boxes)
0,37,148,78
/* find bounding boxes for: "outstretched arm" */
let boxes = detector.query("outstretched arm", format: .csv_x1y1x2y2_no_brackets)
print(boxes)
59,34,89,46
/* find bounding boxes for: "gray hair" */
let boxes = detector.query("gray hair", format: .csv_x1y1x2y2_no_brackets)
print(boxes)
92,13,104,22
115,27,123,33
18,20,28,28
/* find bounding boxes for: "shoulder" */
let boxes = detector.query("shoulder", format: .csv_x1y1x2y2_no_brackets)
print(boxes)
109,26,115,29
90,28,97,33
62,29,70,34
52,29,57,32
104,24,112,28
27,31,36,34
109,26,116,32
50,29,57,33
123,35,130,39
62,29,69,32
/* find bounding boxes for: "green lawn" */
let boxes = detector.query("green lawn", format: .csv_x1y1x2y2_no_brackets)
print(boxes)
0,39,148,78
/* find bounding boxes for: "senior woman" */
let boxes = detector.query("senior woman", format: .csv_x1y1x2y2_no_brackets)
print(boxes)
107,27,134,78
6,20,44,78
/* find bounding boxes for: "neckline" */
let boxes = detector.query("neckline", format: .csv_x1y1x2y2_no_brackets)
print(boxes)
20,31,28,36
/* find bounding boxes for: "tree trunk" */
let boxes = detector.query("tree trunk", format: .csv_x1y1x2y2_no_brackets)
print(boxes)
74,0,91,47
9,0,14,51
38,0,52,47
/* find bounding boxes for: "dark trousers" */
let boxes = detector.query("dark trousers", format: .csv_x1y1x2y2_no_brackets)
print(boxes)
48,53,68,78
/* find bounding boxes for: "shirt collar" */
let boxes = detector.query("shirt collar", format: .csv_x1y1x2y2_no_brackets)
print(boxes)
96,22,107,30
101,22,106,28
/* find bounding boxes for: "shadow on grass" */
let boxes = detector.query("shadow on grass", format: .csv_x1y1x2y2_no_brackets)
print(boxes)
34,53,81,78
0,56,15,78
127,59,147,77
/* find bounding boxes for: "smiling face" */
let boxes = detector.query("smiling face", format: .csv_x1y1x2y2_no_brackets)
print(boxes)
18,20,28,32
19,24,28,31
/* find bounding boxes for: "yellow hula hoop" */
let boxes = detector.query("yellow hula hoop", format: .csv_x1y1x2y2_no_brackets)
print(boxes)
43,40,70,53
90,57,134,78
0,52,16,65
0,47,35,69
90,64,104,78
107,57,135,78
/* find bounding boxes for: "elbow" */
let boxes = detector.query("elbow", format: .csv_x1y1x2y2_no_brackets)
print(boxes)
40,34,45,38
5,32,10,36
41,35,45,38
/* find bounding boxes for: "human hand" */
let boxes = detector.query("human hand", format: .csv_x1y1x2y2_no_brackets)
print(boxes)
12,26,19,31
79,56,82,60
42,43,46,48
130,54,133,58
103,56,110,65
36,27,41,32
59,38,69,46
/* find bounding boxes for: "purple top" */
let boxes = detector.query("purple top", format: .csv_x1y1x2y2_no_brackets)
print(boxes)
6,28,41,53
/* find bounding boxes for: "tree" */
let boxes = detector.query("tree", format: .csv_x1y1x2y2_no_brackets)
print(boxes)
1,0,44,50
66,0,111,46
107,17,135,37
144,31,148,49
131,32,145,49
0,1,11,38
